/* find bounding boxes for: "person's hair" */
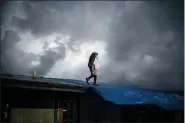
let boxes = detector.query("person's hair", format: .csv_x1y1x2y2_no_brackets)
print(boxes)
94,52,98,56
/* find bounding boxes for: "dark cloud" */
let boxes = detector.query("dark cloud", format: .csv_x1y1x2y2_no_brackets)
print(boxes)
36,48,66,76
1,30,35,74
1,30,21,73
0,1,183,91
9,1,88,38
1,30,66,76
104,1,184,90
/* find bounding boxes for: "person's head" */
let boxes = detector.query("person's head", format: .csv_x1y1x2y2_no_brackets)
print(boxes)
94,52,98,57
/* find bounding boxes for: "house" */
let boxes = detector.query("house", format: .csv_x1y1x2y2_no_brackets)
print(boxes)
0,74,184,123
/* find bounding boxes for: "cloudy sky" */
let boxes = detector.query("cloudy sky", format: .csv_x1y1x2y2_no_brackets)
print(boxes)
1,1,184,90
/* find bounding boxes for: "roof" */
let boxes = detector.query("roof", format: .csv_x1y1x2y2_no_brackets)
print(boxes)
57,78,184,110
0,74,183,110
0,74,87,93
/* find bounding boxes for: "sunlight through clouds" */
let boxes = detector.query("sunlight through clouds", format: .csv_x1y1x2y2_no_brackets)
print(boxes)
16,31,108,79
46,39,108,79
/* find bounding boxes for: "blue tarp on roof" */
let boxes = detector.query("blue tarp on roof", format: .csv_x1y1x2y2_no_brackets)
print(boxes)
56,78,183,110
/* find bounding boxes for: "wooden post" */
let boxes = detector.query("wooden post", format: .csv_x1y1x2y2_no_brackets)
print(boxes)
57,100,63,123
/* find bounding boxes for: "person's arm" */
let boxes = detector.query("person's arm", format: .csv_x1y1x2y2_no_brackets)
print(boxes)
95,55,98,60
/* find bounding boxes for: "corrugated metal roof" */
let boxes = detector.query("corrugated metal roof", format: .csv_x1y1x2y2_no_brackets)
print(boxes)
0,74,88,92
0,74,85,88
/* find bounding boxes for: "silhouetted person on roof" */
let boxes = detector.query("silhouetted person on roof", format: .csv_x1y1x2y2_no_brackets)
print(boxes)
86,52,98,85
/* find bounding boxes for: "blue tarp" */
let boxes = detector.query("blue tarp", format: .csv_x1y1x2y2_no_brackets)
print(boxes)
56,78,184,110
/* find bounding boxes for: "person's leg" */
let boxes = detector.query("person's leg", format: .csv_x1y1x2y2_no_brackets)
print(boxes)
92,64,98,85
86,75,95,81
86,64,93,83
87,75,93,80
93,75,97,84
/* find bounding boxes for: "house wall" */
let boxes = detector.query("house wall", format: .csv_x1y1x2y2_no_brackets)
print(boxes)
2,87,56,123
2,85,83,123
10,108,54,123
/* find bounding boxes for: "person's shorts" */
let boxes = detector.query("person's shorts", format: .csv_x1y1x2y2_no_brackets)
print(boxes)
88,64,96,75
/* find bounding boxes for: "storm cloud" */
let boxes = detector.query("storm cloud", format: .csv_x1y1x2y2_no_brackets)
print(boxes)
1,1,184,90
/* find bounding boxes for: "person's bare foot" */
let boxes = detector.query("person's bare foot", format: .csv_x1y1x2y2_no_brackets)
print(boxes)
93,83,99,86
86,78,89,84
